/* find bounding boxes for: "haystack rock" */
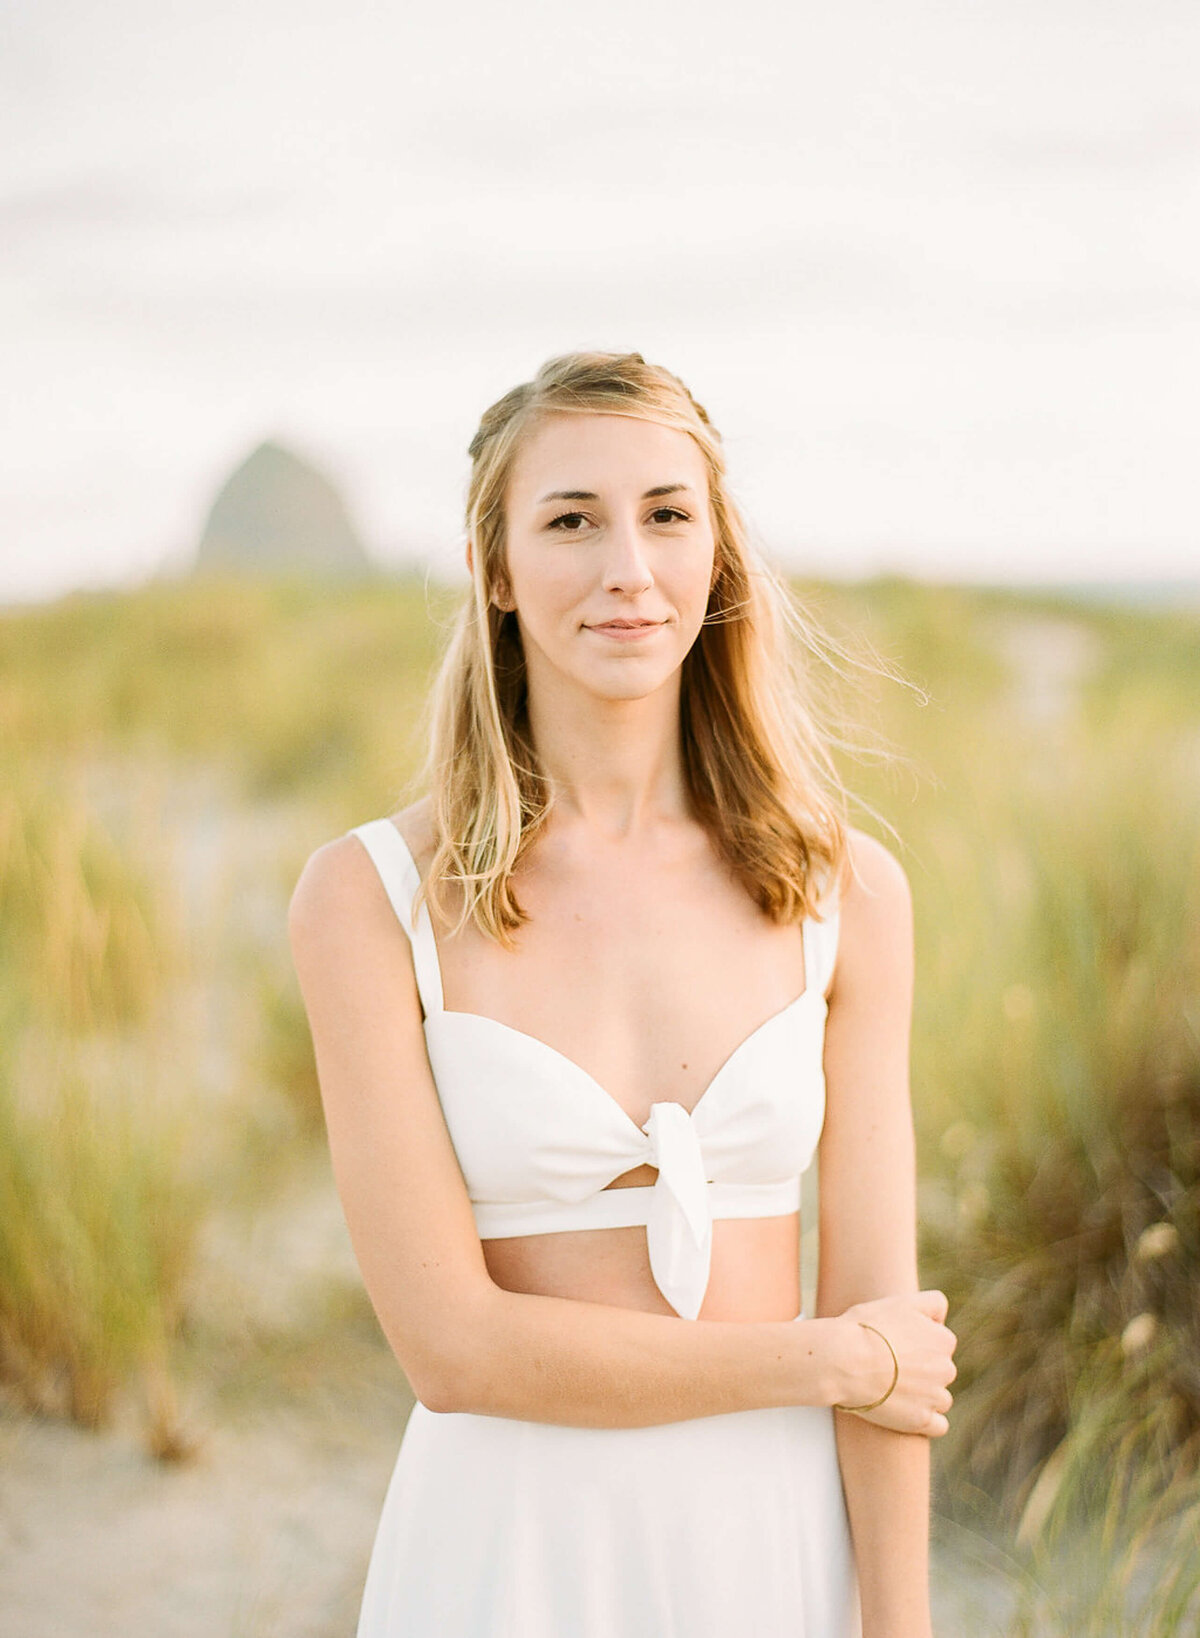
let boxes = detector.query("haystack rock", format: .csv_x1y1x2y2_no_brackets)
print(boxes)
194,440,372,575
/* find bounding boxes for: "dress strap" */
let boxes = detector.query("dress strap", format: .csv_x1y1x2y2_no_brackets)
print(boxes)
801,874,841,1000
349,819,445,1018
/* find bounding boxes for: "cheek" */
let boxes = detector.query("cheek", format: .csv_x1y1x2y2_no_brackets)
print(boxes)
672,547,719,612
509,555,586,631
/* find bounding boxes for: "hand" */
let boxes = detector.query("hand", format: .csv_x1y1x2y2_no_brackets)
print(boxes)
834,1289,957,1437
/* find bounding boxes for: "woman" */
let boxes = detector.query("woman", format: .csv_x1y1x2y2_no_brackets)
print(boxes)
288,351,958,1638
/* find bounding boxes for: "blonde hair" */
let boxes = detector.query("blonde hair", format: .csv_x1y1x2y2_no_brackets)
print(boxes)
415,349,851,945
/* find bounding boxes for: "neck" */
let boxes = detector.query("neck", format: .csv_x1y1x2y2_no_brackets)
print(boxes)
524,669,690,838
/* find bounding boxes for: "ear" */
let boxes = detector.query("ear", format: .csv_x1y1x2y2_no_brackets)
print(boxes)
468,539,514,612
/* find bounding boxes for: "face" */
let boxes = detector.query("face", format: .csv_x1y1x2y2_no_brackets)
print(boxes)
492,412,718,704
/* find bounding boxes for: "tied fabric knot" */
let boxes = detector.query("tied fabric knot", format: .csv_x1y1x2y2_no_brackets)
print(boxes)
641,1101,713,1320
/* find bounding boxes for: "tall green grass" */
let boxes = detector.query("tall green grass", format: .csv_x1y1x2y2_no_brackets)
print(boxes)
0,761,210,1457
0,571,451,821
0,760,173,1033
0,1036,205,1456
833,604,1200,1632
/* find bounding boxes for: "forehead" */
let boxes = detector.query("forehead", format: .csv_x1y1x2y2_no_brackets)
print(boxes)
506,412,708,505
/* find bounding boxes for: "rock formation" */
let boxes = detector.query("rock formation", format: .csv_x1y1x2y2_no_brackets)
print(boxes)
195,441,372,575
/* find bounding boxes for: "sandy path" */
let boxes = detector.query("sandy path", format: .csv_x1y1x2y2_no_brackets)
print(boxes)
0,1396,403,1638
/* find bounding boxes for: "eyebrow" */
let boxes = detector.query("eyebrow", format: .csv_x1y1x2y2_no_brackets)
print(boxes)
535,483,695,505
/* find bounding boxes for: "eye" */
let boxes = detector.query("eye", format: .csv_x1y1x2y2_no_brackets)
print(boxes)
546,507,691,532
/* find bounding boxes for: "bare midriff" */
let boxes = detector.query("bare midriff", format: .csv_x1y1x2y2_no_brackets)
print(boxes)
481,1165,803,1321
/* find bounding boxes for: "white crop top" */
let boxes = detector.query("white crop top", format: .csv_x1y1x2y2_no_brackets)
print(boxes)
350,818,839,1321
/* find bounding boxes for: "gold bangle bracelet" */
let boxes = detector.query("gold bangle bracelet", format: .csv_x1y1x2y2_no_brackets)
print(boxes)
833,1322,900,1413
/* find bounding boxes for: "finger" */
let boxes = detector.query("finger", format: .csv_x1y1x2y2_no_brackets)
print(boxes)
926,1411,949,1438
918,1289,949,1321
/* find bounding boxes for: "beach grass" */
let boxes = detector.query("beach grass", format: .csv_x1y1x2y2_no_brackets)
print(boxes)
0,761,209,1455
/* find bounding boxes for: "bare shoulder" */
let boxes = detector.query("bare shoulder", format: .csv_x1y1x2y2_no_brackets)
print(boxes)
286,803,428,1053
287,795,434,944
840,826,911,915
832,828,913,996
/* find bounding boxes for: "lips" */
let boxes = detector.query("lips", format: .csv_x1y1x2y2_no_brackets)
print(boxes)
586,619,663,630
584,618,666,644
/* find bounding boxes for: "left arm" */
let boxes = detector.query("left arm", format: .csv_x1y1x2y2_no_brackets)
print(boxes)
816,830,939,1638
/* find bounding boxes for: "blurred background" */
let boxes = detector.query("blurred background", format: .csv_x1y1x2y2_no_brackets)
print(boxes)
2,3,1198,1635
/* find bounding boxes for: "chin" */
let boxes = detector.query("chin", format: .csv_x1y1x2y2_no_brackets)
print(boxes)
528,635,687,704
583,666,679,703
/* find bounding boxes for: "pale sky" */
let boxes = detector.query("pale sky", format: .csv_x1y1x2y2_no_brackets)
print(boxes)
3,0,1198,605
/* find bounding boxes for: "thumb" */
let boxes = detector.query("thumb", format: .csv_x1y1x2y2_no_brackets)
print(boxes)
916,1288,949,1323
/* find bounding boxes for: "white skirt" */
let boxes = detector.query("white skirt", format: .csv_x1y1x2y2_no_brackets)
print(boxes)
355,1389,862,1637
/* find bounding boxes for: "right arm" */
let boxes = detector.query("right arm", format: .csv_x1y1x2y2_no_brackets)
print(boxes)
287,834,943,1431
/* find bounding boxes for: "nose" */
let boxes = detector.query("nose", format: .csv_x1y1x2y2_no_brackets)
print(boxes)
600,515,654,597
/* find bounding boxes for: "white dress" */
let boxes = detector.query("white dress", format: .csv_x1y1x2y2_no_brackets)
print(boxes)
348,819,862,1638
